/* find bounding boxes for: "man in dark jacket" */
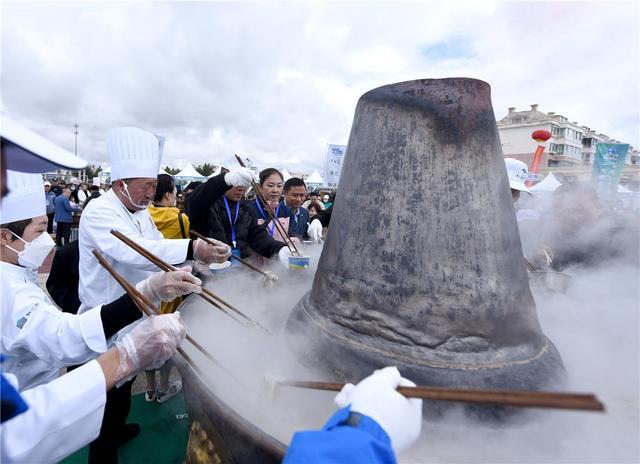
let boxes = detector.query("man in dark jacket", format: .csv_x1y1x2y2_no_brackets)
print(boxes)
187,168,287,259
50,177,63,196
281,177,310,239
82,185,101,210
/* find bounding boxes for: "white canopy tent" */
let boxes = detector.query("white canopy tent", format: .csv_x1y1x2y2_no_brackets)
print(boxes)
281,169,292,182
530,173,562,192
305,170,324,187
174,162,206,183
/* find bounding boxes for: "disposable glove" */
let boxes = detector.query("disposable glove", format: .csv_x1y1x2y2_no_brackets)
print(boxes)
224,167,254,188
193,237,231,264
115,313,187,378
136,266,202,302
278,246,293,268
260,270,279,288
334,366,422,453
308,219,323,243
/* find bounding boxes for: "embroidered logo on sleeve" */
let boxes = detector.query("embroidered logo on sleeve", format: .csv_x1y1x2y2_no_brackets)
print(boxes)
16,303,40,329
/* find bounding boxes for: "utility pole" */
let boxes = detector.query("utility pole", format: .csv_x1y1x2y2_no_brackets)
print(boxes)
73,123,80,180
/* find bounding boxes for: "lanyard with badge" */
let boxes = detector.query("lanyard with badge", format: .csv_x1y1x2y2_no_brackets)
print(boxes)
254,198,280,237
223,197,240,248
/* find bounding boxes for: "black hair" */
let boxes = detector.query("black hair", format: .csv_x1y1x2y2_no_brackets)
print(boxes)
283,177,306,193
307,202,323,214
154,174,176,203
69,189,80,203
259,168,283,186
90,185,100,192
1,218,33,241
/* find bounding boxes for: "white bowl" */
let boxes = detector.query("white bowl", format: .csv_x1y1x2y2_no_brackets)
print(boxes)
209,261,232,273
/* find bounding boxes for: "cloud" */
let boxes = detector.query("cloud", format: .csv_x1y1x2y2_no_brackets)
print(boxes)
1,1,637,173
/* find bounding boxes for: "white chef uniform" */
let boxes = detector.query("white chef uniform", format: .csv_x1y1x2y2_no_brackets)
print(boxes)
1,171,108,389
0,118,105,463
1,362,106,464
1,260,107,390
77,127,189,311
78,190,190,310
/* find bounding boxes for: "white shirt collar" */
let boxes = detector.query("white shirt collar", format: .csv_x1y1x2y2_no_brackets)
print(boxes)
0,260,29,281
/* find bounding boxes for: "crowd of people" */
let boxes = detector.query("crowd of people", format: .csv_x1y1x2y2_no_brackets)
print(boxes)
42,178,107,246
42,169,336,257
505,158,638,271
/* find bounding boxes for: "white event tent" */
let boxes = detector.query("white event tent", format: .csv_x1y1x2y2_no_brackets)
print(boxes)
174,162,206,183
530,173,562,192
305,170,324,187
281,169,293,182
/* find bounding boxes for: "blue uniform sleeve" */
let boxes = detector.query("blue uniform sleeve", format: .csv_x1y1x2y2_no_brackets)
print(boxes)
1,374,28,424
283,406,397,464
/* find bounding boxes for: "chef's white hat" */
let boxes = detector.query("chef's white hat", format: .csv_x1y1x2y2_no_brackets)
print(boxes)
0,170,45,224
107,127,165,181
505,158,531,194
1,115,87,172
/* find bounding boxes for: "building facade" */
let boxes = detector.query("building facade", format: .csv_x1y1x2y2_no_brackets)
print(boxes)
497,104,640,188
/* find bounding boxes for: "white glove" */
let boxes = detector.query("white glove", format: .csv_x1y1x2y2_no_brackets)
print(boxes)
260,270,279,288
136,266,202,302
278,246,293,268
224,167,254,188
115,313,187,377
193,237,231,264
334,366,422,453
308,219,323,243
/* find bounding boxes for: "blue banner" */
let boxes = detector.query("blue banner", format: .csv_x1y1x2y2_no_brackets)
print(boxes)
592,143,629,206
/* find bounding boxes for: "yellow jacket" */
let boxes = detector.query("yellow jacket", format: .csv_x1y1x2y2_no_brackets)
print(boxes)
148,205,190,239
147,205,191,313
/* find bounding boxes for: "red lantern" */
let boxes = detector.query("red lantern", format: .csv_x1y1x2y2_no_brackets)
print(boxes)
527,130,552,187
531,129,551,144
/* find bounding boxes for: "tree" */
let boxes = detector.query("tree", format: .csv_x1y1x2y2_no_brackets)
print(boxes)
83,165,102,181
195,163,216,176
164,166,181,175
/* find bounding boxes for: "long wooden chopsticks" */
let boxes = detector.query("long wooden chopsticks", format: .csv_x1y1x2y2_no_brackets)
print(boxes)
190,230,271,278
109,229,253,326
234,154,301,256
524,257,536,272
278,380,605,412
92,249,212,377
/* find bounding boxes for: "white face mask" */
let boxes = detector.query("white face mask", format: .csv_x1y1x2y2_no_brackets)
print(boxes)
122,181,150,210
4,230,55,269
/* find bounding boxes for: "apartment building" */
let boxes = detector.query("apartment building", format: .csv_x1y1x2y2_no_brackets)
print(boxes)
497,104,639,187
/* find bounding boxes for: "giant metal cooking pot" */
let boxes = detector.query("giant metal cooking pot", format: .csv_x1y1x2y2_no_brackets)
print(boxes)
174,345,287,464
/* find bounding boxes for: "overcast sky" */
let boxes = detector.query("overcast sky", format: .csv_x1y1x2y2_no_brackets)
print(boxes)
2,1,638,173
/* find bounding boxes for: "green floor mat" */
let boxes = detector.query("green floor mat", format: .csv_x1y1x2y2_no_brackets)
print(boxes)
61,391,190,464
